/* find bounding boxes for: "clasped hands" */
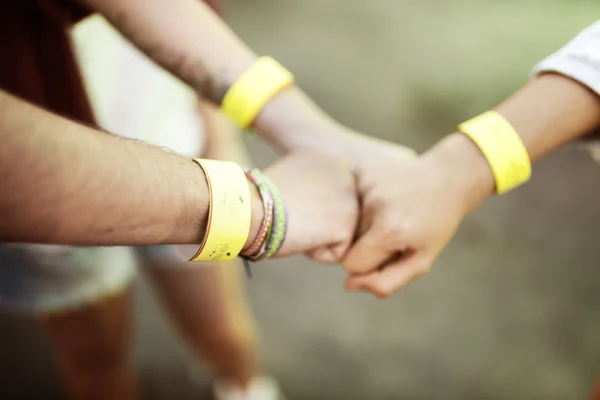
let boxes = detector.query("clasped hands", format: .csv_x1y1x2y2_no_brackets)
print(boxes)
251,126,488,298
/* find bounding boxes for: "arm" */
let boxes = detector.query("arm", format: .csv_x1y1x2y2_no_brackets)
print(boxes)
426,71,600,215
0,90,209,245
0,92,356,260
344,23,600,297
78,0,412,164
428,20,600,213
78,0,340,149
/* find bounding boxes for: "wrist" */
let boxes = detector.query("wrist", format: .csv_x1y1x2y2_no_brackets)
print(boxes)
244,178,265,250
252,86,340,152
181,159,211,244
422,132,496,214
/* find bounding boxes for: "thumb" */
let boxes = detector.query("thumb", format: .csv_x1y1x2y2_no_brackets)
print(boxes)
343,225,401,274
344,252,432,298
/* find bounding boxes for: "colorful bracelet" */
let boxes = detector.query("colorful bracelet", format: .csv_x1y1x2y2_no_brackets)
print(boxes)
240,168,287,276
260,170,287,260
241,169,274,260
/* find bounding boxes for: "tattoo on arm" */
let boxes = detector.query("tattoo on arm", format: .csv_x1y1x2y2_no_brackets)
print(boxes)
112,13,230,104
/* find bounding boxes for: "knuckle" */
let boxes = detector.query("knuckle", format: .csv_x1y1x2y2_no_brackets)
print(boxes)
368,282,396,299
362,201,379,219
378,219,407,243
334,228,351,244
377,219,398,236
413,264,430,277
342,258,359,273
376,288,393,299
336,200,358,219
368,194,387,210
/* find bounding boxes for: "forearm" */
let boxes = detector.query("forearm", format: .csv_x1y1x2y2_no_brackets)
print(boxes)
498,73,600,161
424,72,600,213
0,91,209,245
80,0,337,148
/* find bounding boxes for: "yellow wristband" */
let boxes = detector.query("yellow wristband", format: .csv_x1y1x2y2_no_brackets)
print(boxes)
221,56,294,128
458,111,531,195
189,159,252,262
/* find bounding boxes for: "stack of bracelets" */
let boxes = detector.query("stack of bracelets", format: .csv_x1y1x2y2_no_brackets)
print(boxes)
239,169,288,276
185,56,294,275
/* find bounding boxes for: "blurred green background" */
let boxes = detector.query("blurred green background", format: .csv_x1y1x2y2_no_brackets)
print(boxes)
1,1,600,399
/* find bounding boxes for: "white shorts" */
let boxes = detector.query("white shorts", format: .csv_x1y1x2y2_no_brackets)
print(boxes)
0,16,204,314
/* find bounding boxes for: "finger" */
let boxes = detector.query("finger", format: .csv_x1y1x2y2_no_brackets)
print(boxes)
307,241,350,265
309,198,358,264
344,255,430,298
343,228,398,275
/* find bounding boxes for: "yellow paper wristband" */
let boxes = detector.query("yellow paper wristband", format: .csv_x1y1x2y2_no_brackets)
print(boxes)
458,111,531,195
221,56,294,128
189,159,252,262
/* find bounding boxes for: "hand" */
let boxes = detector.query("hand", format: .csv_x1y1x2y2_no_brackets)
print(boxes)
256,149,359,263
343,133,495,298
254,97,488,291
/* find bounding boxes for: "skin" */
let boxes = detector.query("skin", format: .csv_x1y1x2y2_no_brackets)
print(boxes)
2,0,419,269
344,73,600,298
5,0,599,299
0,91,358,261
27,0,600,299
6,1,598,397
2,0,404,265
36,104,266,400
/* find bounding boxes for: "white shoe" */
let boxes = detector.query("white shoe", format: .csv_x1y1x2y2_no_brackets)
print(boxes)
213,376,285,400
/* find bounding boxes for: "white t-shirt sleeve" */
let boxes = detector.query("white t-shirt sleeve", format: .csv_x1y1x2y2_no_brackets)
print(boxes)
532,21,600,162
533,21,600,95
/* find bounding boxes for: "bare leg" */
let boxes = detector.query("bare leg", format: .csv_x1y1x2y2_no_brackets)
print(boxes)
38,288,137,400
143,100,261,389
144,259,258,386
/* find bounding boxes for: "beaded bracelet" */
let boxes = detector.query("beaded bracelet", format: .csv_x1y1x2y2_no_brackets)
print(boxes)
260,171,287,260
241,169,274,260
240,168,287,277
